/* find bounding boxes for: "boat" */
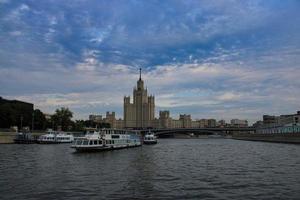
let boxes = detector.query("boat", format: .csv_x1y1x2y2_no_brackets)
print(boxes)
14,132,37,144
143,131,157,144
207,134,224,138
37,129,74,144
71,129,142,152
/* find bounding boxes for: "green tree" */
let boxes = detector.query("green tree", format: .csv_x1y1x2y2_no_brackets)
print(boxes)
73,120,85,131
51,107,73,131
33,109,46,130
71,120,111,131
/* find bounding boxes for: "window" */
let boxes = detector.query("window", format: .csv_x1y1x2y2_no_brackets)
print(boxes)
76,140,82,145
83,140,88,145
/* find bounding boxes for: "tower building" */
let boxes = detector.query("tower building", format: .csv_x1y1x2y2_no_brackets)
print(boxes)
124,68,155,128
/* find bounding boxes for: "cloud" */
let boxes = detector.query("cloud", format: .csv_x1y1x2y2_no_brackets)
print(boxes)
1,0,300,124
217,92,241,101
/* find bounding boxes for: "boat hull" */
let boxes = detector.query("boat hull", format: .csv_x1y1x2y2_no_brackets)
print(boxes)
72,144,142,152
37,140,73,144
143,140,157,145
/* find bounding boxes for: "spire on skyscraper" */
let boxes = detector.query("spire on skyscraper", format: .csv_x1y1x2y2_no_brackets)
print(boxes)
139,68,142,80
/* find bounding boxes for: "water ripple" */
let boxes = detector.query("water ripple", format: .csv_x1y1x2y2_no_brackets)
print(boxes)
0,139,300,199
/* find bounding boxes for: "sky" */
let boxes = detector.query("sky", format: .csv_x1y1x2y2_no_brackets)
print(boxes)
0,0,300,124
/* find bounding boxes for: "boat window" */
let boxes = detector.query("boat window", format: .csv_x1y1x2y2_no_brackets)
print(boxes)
112,135,120,139
99,140,102,144
76,140,82,145
94,140,98,145
83,140,88,145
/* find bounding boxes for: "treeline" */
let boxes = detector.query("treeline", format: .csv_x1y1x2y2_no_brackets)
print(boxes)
50,107,111,131
0,99,110,131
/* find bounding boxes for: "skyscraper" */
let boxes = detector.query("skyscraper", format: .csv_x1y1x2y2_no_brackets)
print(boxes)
124,69,155,128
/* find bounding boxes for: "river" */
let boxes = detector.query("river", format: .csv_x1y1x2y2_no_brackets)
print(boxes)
0,139,299,199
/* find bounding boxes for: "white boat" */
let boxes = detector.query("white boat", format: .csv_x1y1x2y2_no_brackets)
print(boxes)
143,131,157,144
37,129,74,144
207,134,224,138
71,129,141,152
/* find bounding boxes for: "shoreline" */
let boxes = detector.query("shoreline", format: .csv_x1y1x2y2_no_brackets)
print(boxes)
232,133,300,144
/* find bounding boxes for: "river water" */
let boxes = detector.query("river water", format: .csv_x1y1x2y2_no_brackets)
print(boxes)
0,139,299,200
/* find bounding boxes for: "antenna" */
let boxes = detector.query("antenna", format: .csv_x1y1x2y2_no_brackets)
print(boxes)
139,68,142,80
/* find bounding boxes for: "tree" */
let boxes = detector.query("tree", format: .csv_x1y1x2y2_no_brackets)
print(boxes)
71,120,111,131
51,107,73,131
73,120,85,131
33,109,46,130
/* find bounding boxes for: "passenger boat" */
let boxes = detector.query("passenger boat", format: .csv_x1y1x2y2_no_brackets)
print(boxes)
143,131,157,144
71,129,141,152
37,129,74,144
14,132,37,144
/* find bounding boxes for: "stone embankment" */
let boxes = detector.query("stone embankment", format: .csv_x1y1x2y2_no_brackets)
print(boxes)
232,132,300,144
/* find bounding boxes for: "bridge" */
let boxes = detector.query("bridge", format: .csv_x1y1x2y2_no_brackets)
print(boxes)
139,127,255,137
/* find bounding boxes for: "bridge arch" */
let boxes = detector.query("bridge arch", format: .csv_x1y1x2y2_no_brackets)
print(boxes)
139,127,254,137
152,129,223,137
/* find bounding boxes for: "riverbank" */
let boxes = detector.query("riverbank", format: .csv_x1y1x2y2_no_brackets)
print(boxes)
0,131,84,144
0,132,45,144
232,132,300,144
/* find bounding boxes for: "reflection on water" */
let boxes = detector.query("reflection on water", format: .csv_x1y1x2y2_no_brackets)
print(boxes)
0,139,299,199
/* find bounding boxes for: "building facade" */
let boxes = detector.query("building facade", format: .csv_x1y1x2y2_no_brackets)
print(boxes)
230,119,248,127
261,111,300,127
89,114,102,122
0,97,34,129
124,69,155,128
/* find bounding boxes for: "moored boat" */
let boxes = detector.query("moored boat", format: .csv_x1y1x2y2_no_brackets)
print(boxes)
71,129,141,152
143,131,157,144
37,129,74,144
14,132,37,144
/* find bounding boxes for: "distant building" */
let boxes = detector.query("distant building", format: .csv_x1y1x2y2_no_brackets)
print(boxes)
124,69,155,128
199,119,209,128
278,112,300,125
171,119,182,128
208,119,217,127
230,119,248,127
89,114,102,122
253,120,263,128
262,111,300,126
263,115,279,125
218,120,226,127
159,111,171,128
116,118,124,129
0,97,34,129
104,112,116,128
191,120,200,128
179,114,192,128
